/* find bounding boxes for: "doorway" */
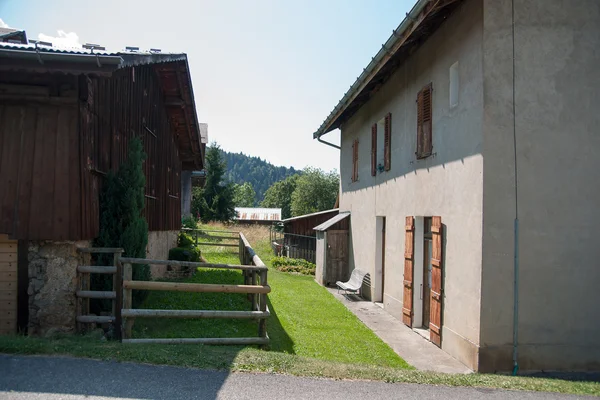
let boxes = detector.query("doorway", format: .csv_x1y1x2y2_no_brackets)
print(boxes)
422,217,433,329
412,217,432,338
374,216,386,303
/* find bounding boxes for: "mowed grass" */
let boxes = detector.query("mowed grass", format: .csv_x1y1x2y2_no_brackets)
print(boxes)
192,223,408,368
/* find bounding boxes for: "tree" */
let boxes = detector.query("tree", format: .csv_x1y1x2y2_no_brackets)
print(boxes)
290,167,339,217
233,182,256,207
191,143,236,222
94,137,149,309
261,174,299,219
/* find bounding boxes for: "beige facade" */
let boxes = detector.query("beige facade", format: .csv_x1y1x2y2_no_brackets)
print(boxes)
334,0,600,372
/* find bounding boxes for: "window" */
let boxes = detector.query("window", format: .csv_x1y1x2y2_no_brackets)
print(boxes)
352,139,359,182
449,62,459,108
416,83,433,159
371,113,392,176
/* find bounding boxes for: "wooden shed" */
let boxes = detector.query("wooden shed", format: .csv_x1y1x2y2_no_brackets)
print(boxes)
314,212,350,287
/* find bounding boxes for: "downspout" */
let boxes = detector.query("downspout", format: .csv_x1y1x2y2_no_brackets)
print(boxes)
317,135,341,150
511,0,520,376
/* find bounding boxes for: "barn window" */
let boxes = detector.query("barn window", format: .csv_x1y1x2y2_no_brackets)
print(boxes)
416,83,433,159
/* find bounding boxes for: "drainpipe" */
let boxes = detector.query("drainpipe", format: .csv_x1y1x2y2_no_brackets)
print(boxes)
511,0,520,376
317,135,341,150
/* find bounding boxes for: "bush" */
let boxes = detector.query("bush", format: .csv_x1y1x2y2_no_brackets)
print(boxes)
178,232,195,248
181,215,198,230
169,247,201,263
272,256,316,276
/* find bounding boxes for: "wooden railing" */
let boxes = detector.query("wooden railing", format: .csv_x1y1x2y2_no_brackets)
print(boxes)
181,228,239,247
76,229,270,345
119,256,270,345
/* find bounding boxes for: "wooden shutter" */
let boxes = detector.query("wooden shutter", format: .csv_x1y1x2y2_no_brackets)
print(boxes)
352,139,359,182
371,124,377,176
429,216,443,347
416,84,433,159
384,113,391,171
402,216,415,327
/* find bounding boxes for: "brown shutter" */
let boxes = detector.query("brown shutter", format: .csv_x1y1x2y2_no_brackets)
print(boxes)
384,113,391,171
416,84,433,159
371,124,377,176
402,216,415,327
352,139,359,182
430,216,443,347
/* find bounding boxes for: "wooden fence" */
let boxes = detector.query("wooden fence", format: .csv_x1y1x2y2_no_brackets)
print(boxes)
181,228,239,248
76,230,270,345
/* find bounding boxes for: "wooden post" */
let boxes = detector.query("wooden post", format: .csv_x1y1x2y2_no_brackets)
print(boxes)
258,269,268,340
76,264,83,333
122,263,133,339
194,230,198,246
251,270,257,306
111,252,119,322
114,256,123,341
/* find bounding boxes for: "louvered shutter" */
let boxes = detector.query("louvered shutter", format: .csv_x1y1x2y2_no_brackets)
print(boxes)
402,216,415,327
429,216,443,347
352,139,359,182
416,84,433,159
384,113,391,171
371,124,377,176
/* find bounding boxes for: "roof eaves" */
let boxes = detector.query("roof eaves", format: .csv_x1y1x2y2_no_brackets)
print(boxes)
281,208,340,223
313,0,461,139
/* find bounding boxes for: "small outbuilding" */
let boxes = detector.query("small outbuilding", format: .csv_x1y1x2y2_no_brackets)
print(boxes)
314,212,350,287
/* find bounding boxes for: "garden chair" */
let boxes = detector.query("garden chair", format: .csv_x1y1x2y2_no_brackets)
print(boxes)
336,269,368,297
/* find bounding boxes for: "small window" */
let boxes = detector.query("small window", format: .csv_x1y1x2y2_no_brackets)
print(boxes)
449,62,459,108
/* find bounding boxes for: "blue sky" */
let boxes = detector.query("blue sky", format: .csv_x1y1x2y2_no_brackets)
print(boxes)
0,0,415,172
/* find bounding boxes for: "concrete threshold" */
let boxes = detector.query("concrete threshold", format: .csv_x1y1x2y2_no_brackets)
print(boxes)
327,287,472,374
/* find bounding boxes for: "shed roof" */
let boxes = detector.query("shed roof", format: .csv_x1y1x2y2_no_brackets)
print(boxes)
313,0,463,139
235,207,282,221
281,208,339,223
313,212,350,232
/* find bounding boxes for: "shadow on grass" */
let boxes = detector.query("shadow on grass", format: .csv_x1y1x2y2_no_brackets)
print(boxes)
264,296,294,354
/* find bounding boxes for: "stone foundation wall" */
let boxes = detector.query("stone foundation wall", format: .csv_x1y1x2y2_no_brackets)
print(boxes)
28,240,90,336
146,230,179,278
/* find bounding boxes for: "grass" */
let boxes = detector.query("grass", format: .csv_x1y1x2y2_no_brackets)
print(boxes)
1,335,599,396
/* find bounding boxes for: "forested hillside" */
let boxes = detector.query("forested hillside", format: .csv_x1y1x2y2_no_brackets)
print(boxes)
221,150,298,203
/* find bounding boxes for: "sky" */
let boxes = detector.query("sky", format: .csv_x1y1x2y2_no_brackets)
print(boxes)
0,0,416,172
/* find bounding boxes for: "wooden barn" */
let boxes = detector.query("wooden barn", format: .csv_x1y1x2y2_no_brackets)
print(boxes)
0,41,205,335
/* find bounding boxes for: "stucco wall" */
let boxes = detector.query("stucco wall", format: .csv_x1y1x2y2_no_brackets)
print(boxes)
146,230,179,278
480,0,600,372
339,0,483,370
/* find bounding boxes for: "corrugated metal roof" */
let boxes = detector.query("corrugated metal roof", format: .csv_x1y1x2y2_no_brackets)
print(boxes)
235,207,282,221
313,212,350,232
281,208,339,223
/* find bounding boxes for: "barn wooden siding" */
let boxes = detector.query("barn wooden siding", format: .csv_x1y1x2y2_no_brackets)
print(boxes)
82,64,182,235
284,210,345,237
0,65,182,241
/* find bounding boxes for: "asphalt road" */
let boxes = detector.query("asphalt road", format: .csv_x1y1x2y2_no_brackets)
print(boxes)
0,355,590,400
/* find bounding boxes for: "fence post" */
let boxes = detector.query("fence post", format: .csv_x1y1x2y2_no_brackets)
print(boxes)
195,230,198,246
258,269,268,340
114,254,123,341
123,262,133,339
251,270,257,308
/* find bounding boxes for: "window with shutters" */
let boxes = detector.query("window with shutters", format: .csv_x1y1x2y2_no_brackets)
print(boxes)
351,139,359,182
416,83,433,159
371,113,392,176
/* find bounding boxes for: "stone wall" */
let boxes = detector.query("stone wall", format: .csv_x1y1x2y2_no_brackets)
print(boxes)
146,230,179,278
27,240,90,336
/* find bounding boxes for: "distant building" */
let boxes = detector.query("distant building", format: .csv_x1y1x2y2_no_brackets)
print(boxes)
235,208,281,224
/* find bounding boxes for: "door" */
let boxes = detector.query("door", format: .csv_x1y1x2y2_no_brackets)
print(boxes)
381,217,386,300
402,216,415,327
423,218,432,329
326,230,348,286
429,216,443,347
0,234,17,335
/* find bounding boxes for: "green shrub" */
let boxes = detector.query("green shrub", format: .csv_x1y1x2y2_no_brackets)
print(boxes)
178,232,195,248
272,256,316,276
181,215,198,230
169,247,201,263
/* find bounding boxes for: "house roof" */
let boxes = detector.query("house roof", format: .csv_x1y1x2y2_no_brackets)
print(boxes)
281,208,339,223
0,42,205,170
313,0,463,139
0,27,27,44
235,208,282,221
313,212,350,232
